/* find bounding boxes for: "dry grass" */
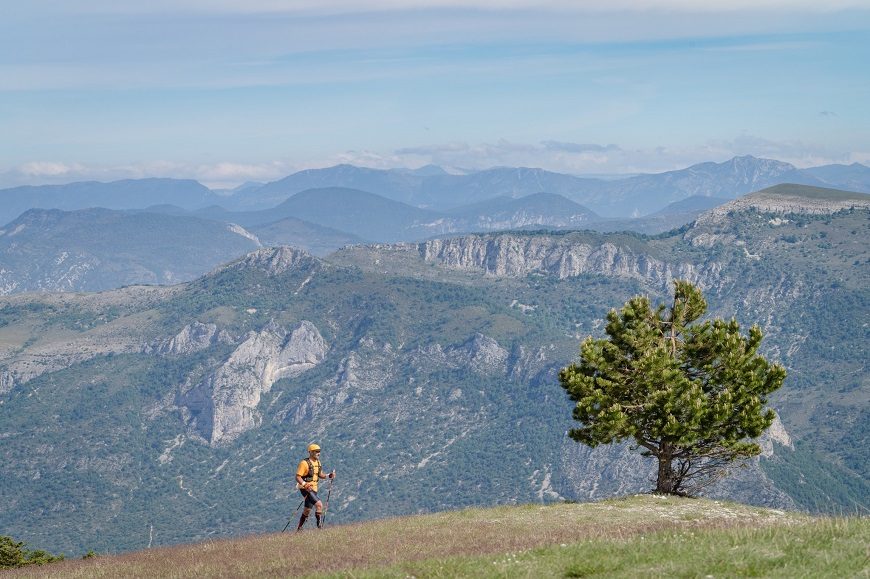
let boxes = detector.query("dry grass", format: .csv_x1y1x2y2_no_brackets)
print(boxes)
4,495,809,578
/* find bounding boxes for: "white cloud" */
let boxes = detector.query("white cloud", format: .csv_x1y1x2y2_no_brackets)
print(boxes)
16,161,87,178
0,160,298,190
2,134,864,191
388,137,864,175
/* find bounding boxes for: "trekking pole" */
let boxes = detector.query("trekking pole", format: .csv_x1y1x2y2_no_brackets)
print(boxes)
321,476,334,529
281,498,305,533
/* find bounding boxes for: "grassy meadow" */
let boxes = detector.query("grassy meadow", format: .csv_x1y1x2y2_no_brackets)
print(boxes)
5,495,867,578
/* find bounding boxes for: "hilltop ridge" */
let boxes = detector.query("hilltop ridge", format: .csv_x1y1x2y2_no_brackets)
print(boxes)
696,183,870,225
11,495,866,578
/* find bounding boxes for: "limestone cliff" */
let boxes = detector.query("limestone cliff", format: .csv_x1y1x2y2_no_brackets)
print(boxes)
179,320,327,445
417,234,723,291
212,245,319,278
154,321,234,355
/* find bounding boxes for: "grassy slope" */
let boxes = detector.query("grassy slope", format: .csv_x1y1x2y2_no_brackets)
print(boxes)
7,495,866,578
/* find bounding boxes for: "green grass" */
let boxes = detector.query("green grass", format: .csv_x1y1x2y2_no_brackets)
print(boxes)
351,517,867,578
6,495,865,578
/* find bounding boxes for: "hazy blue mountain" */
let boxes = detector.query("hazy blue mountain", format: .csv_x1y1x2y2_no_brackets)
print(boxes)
580,195,731,235
445,192,599,231
0,208,260,294
221,156,837,218
136,204,190,216
418,167,605,210
0,178,221,225
270,187,446,242
228,165,426,210
247,216,366,257
803,162,870,193
0,185,867,555
2,158,860,227
215,187,445,243
210,181,266,197
211,189,601,243
584,197,725,236
225,164,603,212
589,156,826,217
145,203,368,255
647,195,730,216
394,164,451,177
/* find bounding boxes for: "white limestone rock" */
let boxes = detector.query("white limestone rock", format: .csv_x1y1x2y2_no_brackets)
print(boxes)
156,322,233,355
417,234,723,291
180,320,327,445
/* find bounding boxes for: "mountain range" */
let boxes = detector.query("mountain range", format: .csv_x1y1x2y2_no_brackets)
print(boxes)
2,157,869,227
224,156,870,216
1,184,867,555
0,185,721,295
0,178,220,226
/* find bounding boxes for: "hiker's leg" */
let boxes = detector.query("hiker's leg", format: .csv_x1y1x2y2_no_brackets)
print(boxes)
299,490,319,530
315,499,324,528
297,506,310,530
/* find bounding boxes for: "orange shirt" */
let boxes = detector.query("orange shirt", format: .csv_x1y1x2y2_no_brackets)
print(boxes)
296,459,322,492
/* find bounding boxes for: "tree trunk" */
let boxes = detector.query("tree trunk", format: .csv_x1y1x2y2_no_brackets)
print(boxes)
655,443,676,494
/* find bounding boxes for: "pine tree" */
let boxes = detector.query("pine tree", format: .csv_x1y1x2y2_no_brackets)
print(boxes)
559,280,786,495
0,535,64,569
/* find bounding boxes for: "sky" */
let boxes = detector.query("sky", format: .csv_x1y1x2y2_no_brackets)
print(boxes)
2,1,869,189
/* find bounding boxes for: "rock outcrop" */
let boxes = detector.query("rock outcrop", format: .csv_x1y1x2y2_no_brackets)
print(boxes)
418,234,723,291
695,189,870,226
0,369,14,396
155,322,234,355
179,320,327,445
213,246,319,278
409,333,510,376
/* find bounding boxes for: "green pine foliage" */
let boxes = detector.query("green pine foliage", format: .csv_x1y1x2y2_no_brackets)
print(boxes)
560,280,787,495
0,535,64,569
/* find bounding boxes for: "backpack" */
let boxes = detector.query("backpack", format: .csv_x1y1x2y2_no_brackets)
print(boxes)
298,458,321,488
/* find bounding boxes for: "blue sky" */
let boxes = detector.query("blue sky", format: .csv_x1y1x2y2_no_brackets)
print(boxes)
2,1,869,188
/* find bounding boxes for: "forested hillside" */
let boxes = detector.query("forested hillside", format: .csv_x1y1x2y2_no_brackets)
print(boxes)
0,185,867,555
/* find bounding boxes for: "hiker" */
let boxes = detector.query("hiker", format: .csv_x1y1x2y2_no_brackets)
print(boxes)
295,443,336,530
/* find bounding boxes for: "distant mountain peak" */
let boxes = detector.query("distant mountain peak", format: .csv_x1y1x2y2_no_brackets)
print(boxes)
386,164,449,176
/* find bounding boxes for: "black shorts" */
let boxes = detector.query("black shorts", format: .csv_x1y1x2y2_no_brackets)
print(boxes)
300,489,320,509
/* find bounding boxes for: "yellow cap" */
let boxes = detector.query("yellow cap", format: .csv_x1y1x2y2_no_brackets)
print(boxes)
307,443,321,452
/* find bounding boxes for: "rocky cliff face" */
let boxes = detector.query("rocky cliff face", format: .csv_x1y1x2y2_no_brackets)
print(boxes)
178,320,327,445
417,234,724,291
155,322,234,355
213,245,320,278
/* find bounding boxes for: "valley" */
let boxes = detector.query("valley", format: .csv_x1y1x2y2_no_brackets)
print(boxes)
0,185,867,555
